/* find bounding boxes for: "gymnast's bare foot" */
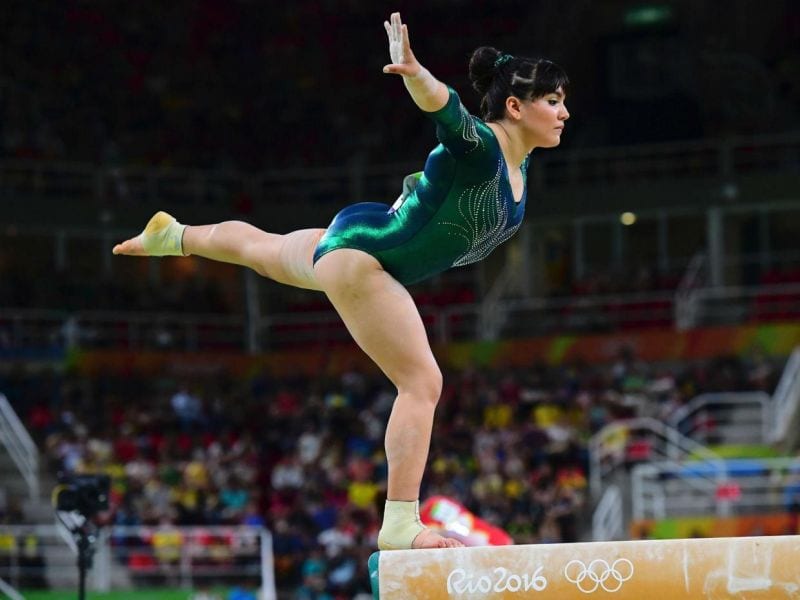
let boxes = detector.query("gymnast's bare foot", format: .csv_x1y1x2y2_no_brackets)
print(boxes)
113,211,186,257
112,234,146,256
412,528,464,549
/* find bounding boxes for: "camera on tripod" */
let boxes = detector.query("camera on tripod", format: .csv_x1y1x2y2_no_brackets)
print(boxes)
51,474,111,599
52,474,111,517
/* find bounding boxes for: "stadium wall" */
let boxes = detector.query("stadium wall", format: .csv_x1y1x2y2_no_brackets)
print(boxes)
67,322,800,377
631,513,799,540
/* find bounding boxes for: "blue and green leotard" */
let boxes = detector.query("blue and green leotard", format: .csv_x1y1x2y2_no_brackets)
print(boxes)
313,87,529,286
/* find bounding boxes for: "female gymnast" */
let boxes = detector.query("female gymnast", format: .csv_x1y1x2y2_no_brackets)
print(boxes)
113,12,569,550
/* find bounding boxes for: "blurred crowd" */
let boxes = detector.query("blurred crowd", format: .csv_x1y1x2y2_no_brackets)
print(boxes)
1,347,780,597
1,1,531,172
0,268,234,315
2,1,799,173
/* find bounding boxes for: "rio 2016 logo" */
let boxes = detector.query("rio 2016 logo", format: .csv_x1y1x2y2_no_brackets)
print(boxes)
564,558,634,593
446,566,547,594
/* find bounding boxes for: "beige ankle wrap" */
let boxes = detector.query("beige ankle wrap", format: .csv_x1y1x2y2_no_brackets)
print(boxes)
377,499,426,550
140,211,187,257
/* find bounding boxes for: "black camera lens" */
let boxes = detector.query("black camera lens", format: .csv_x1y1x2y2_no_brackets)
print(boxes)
53,474,111,517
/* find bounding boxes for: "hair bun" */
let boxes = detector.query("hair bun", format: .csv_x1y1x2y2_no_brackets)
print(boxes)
468,46,503,96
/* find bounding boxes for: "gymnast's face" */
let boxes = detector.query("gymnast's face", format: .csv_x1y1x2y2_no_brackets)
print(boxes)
519,87,569,149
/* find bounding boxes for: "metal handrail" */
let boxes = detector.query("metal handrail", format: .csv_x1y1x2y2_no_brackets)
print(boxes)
692,282,800,301
630,456,800,521
478,258,521,340
2,130,799,208
588,416,723,501
666,391,771,448
3,282,800,350
0,524,276,598
0,393,39,499
592,485,624,542
1,308,246,351
674,252,707,330
0,286,779,349
771,347,800,444
0,577,24,600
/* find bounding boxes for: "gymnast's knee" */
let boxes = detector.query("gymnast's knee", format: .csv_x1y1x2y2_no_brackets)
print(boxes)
399,367,443,407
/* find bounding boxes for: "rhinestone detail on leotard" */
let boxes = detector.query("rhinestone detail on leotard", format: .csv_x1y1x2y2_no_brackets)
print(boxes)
440,160,522,267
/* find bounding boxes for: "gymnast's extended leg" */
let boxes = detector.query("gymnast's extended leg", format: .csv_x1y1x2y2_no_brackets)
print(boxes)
112,211,325,290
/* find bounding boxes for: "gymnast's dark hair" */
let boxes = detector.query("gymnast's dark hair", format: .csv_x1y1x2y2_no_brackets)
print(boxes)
469,47,569,121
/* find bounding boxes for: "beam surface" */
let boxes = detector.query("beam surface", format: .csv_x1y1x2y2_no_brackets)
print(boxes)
369,535,800,599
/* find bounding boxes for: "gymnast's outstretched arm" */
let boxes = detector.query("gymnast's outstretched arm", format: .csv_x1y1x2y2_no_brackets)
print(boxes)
382,12,449,113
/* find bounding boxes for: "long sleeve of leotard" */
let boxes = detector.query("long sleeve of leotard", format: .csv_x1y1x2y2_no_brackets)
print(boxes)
426,87,485,157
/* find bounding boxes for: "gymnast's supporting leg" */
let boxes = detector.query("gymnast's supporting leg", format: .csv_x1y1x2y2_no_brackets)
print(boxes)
314,248,462,550
112,211,326,291
114,213,460,548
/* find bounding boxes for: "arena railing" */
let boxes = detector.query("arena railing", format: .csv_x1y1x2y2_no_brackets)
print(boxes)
0,160,245,207
770,346,800,447
593,361,800,535
0,393,39,500
1,308,246,352
682,282,800,328
0,577,23,600
630,456,800,521
590,418,724,531
530,131,800,188
0,523,276,598
5,282,799,351
4,279,800,351
0,288,675,351
674,252,707,331
592,484,624,542
2,131,798,212
665,392,772,448
588,417,723,502
257,289,675,347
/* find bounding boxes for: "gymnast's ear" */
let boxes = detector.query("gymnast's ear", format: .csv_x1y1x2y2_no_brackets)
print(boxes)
504,96,523,120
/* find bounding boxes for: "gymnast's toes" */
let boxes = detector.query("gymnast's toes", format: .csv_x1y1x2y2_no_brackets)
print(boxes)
411,528,464,549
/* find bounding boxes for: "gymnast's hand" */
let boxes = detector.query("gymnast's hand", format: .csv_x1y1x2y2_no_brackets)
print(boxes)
383,12,421,78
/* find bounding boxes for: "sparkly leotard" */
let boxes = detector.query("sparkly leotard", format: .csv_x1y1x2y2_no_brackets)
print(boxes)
312,87,529,286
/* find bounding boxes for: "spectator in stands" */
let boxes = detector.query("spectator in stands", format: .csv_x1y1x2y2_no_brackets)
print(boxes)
170,385,205,431
17,531,47,589
296,548,332,600
317,513,356,561
219,475,250,523
271,454,305,492
151,517,183,582
112,10,570,551
271,518,308,587
240,500,265,528
27,402,56,440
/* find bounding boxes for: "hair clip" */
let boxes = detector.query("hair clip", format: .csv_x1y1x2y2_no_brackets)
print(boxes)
494,54,514,68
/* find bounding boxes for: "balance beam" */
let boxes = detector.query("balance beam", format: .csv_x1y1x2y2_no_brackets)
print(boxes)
368,535,800,599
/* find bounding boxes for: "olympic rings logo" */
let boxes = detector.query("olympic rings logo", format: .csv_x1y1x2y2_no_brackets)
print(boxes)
564,558,634,593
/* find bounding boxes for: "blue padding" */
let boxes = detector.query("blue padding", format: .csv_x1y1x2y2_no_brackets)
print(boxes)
368,552,381,599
